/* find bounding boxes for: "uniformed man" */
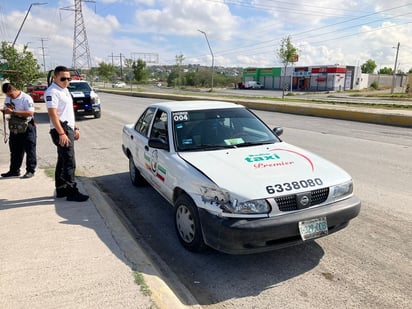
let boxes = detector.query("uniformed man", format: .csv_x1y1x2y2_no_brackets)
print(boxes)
45,66,89,202
1,82,37,178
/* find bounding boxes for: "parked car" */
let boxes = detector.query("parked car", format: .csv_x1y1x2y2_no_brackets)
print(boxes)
122,100,361,254
244,81,264,89
29,84,47,102
67,80,101,118
112,81,126,88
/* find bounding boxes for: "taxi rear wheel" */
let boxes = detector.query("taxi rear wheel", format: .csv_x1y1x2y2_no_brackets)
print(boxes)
129,157,146,186
175,194,206,252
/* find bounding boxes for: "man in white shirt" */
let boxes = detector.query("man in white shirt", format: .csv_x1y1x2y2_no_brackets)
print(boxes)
1,82,37,178
45,66,88,202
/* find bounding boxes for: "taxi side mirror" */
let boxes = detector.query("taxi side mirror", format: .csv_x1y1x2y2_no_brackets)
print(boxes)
148,138,170,151
273,127,283,136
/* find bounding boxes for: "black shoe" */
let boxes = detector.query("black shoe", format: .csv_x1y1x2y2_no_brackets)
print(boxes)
67,191,89,202
1,171,20,177
56,187,68,198
22,172,34,179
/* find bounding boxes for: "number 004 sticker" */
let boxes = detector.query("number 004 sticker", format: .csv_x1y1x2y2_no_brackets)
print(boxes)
173,112,189,121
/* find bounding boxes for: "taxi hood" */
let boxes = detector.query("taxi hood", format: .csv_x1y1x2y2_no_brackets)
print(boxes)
178,142,352,200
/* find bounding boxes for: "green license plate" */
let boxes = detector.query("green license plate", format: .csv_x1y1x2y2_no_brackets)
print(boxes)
299,217,328,240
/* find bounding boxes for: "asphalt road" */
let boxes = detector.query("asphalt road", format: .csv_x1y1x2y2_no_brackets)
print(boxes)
33,93,411,309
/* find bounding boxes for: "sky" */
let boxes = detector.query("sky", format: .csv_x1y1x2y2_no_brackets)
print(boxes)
0,0,411,72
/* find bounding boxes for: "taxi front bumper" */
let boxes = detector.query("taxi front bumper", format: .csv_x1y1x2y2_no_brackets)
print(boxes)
199,195,361,254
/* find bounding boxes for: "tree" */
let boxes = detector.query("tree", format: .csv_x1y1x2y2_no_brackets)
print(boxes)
167,69,179,87
97,62,116,83
0,41,41,89
361,59,377,74
123,58,135,83
132,59,147,83
378,67,393,75
175,53,185,87
277,35,298,98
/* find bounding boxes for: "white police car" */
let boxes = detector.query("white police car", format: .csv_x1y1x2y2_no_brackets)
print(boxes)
122,100,361,254
68,80,101,118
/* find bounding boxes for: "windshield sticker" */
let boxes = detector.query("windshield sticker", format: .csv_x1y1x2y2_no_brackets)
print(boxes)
224,138,244,145
173,111,189,122
245,148,315,171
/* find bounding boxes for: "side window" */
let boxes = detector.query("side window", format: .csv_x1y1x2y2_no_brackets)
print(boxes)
135,107,156,137
150,109,168,143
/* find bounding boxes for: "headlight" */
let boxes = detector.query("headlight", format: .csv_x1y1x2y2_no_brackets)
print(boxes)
90,95,100,104
199,185,270,214
234,199,271,214
332,181,353,200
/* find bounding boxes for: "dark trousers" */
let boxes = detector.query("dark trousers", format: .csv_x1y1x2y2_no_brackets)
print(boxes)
50,127,76,189
8,122,37,174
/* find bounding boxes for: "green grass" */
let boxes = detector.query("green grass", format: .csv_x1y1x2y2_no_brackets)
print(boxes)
133,271,152,297
43,166,86,178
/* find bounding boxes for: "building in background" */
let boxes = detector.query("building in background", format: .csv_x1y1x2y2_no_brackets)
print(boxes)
242,65,407,92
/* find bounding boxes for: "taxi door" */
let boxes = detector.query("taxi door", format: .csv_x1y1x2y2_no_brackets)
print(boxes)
145,109,173,200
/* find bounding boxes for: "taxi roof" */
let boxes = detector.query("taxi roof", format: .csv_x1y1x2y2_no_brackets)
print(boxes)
150,100,244,112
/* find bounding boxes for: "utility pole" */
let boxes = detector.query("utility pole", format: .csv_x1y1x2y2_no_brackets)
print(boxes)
198,29,214,91
391,42,400,94
40,38,47,72
109,53,124,79
12,2,47,48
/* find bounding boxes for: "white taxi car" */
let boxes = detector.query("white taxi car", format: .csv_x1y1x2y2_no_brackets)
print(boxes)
122,101,361,254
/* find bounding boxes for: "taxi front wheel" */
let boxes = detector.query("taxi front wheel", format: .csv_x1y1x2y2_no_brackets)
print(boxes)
174,194,206,252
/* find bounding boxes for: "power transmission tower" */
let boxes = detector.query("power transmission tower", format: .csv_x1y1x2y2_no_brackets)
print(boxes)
61,0,94,70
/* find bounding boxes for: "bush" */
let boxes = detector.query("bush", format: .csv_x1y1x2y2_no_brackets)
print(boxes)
370,81,379,90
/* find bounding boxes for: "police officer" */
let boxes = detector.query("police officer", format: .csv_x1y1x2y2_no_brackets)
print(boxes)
1,82,37,178
45,66,88,202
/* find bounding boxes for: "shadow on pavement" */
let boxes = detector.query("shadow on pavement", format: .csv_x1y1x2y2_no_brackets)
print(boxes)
91,171,325,306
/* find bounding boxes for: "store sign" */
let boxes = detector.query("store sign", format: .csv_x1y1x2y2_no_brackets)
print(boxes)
293,71,311,77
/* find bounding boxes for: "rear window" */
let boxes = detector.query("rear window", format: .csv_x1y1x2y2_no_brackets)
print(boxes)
34,85,47,91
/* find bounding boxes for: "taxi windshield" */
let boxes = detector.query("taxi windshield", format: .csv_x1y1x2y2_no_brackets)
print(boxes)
173,108,279,151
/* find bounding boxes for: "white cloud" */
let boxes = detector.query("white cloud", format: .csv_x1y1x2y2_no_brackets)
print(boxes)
2,0,412,71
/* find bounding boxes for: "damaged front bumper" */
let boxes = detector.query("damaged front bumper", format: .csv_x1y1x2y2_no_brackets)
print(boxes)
198,195,361,254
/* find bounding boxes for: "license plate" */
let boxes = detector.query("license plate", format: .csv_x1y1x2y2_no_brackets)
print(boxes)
299,217,328,240
77,109,85,112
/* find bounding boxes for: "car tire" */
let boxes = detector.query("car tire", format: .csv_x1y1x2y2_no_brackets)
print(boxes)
174,194,206,253
94,111,101,119
129,156,146,186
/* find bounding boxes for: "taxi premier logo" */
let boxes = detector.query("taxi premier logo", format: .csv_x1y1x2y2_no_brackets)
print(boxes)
245,148,314,171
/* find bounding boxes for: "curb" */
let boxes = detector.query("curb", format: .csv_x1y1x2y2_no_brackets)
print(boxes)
81,177,201,309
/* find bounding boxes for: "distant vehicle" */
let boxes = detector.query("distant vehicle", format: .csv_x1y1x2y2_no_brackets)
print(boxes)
112,81,126,88
68,80,101,119
244,81,264,89
29,84,47,102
